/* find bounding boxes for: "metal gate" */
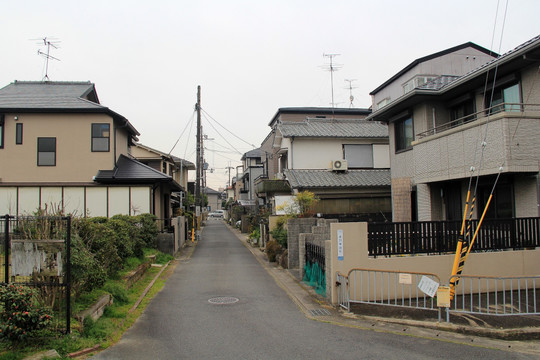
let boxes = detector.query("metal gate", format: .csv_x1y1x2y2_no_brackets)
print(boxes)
1,214,71,334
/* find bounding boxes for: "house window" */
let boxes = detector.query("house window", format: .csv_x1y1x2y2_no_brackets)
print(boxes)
0,115,4,149
450,99,476,126
377,98,391,110
16,123,23,144
37,137,56,166
91,123,110,152
478,181,514,219
487,82,521,114
344,144,373,168
395,117,413,152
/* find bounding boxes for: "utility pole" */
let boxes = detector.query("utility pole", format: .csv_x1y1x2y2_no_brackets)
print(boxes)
195,86,202,234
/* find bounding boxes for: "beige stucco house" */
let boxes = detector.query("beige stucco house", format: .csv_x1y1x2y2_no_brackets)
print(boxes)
0,81,182,219
257,107,392,219
367,35,540,222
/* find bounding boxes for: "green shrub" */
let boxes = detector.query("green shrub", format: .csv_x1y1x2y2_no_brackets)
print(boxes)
106,216,141,260
74,218,122,277
0,284,52,342
248,227,260,241
134,213,159,248
270,220,288,249
71,236,107,298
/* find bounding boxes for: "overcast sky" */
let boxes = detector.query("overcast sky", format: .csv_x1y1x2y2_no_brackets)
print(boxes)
2,0,540,189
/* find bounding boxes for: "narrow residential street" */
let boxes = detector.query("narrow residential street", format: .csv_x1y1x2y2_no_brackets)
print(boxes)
93,220,534,360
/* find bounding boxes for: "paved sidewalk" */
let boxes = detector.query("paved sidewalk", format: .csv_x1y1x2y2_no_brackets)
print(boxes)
227,224,540,357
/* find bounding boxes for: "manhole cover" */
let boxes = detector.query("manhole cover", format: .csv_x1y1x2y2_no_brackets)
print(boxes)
309,308,331,316
208,296,239,305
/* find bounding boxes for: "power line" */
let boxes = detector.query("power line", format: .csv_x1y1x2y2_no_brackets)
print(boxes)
201,108,257,148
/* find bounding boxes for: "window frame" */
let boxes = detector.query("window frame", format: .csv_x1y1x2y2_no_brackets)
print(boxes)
343,144,374,168
394,116,414,153
486,81,522,115
16,123,23,145
91,123,111,152
37,137,56,166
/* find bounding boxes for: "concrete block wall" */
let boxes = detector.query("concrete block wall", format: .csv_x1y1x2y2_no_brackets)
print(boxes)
287,218,318,269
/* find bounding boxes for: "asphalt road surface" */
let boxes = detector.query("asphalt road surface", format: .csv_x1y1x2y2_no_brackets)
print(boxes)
93,220,533,359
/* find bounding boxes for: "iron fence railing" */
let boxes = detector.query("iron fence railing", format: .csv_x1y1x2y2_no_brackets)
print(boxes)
448,274,539,319
1,214,71,334
305,242,325,273
336,269,442,319
368,217,540,258
416,103,540,139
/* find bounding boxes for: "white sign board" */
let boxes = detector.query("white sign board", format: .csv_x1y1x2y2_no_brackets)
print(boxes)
399,273,412,285
417,276,439,298
337,229,344,261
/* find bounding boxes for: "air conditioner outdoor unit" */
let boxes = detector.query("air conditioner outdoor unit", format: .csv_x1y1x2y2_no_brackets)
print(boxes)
332,159,348,171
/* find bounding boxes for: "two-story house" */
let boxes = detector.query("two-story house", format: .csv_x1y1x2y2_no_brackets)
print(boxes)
0,81,181,218
261,116,392,219
239,148,264,203
367,35,540,222
130,142,195,214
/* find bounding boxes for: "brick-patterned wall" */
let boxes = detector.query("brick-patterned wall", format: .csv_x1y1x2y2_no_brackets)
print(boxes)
392,177,412,222
287,218,318,269
515,175,539,217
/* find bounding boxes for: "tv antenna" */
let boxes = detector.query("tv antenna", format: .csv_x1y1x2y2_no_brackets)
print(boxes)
33,37,61,81
344,79,357,108
321,53,342,108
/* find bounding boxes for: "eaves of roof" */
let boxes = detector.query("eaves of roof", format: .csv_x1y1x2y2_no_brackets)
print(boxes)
284,169,391,189
369,42,497,95
94,154,181,190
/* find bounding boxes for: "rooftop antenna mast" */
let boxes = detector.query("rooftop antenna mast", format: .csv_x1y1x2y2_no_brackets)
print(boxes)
321,53,342,110
35,37,61,81
344,79,357,108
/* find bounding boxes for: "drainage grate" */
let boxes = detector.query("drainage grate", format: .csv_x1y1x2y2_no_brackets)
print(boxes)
208,296,239,305
309,308,331,316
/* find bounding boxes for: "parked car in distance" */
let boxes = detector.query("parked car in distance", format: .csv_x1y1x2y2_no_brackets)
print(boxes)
208,210,224,218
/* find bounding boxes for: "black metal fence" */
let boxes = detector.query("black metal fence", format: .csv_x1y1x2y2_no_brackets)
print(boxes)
368,217,540,258
305,242,325,272
1,214,71,334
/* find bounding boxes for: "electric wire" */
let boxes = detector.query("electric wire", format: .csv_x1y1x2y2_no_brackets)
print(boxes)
201,108,257,149
167,110,196,157
201,111,244,156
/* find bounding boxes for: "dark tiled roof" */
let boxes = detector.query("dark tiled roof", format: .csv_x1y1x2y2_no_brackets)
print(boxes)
241,148,264,160
278,119,388,138
284,169,390,188
94,155,181,190
0,80,140,137
0,81,102,110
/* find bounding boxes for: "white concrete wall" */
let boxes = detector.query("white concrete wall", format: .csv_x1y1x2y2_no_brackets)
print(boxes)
0,185,152,218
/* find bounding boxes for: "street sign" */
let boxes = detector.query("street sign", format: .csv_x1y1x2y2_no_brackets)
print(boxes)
337,229,344,260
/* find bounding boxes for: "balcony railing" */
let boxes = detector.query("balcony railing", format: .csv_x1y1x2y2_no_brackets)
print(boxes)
368,217,540,258
416,103,540,139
